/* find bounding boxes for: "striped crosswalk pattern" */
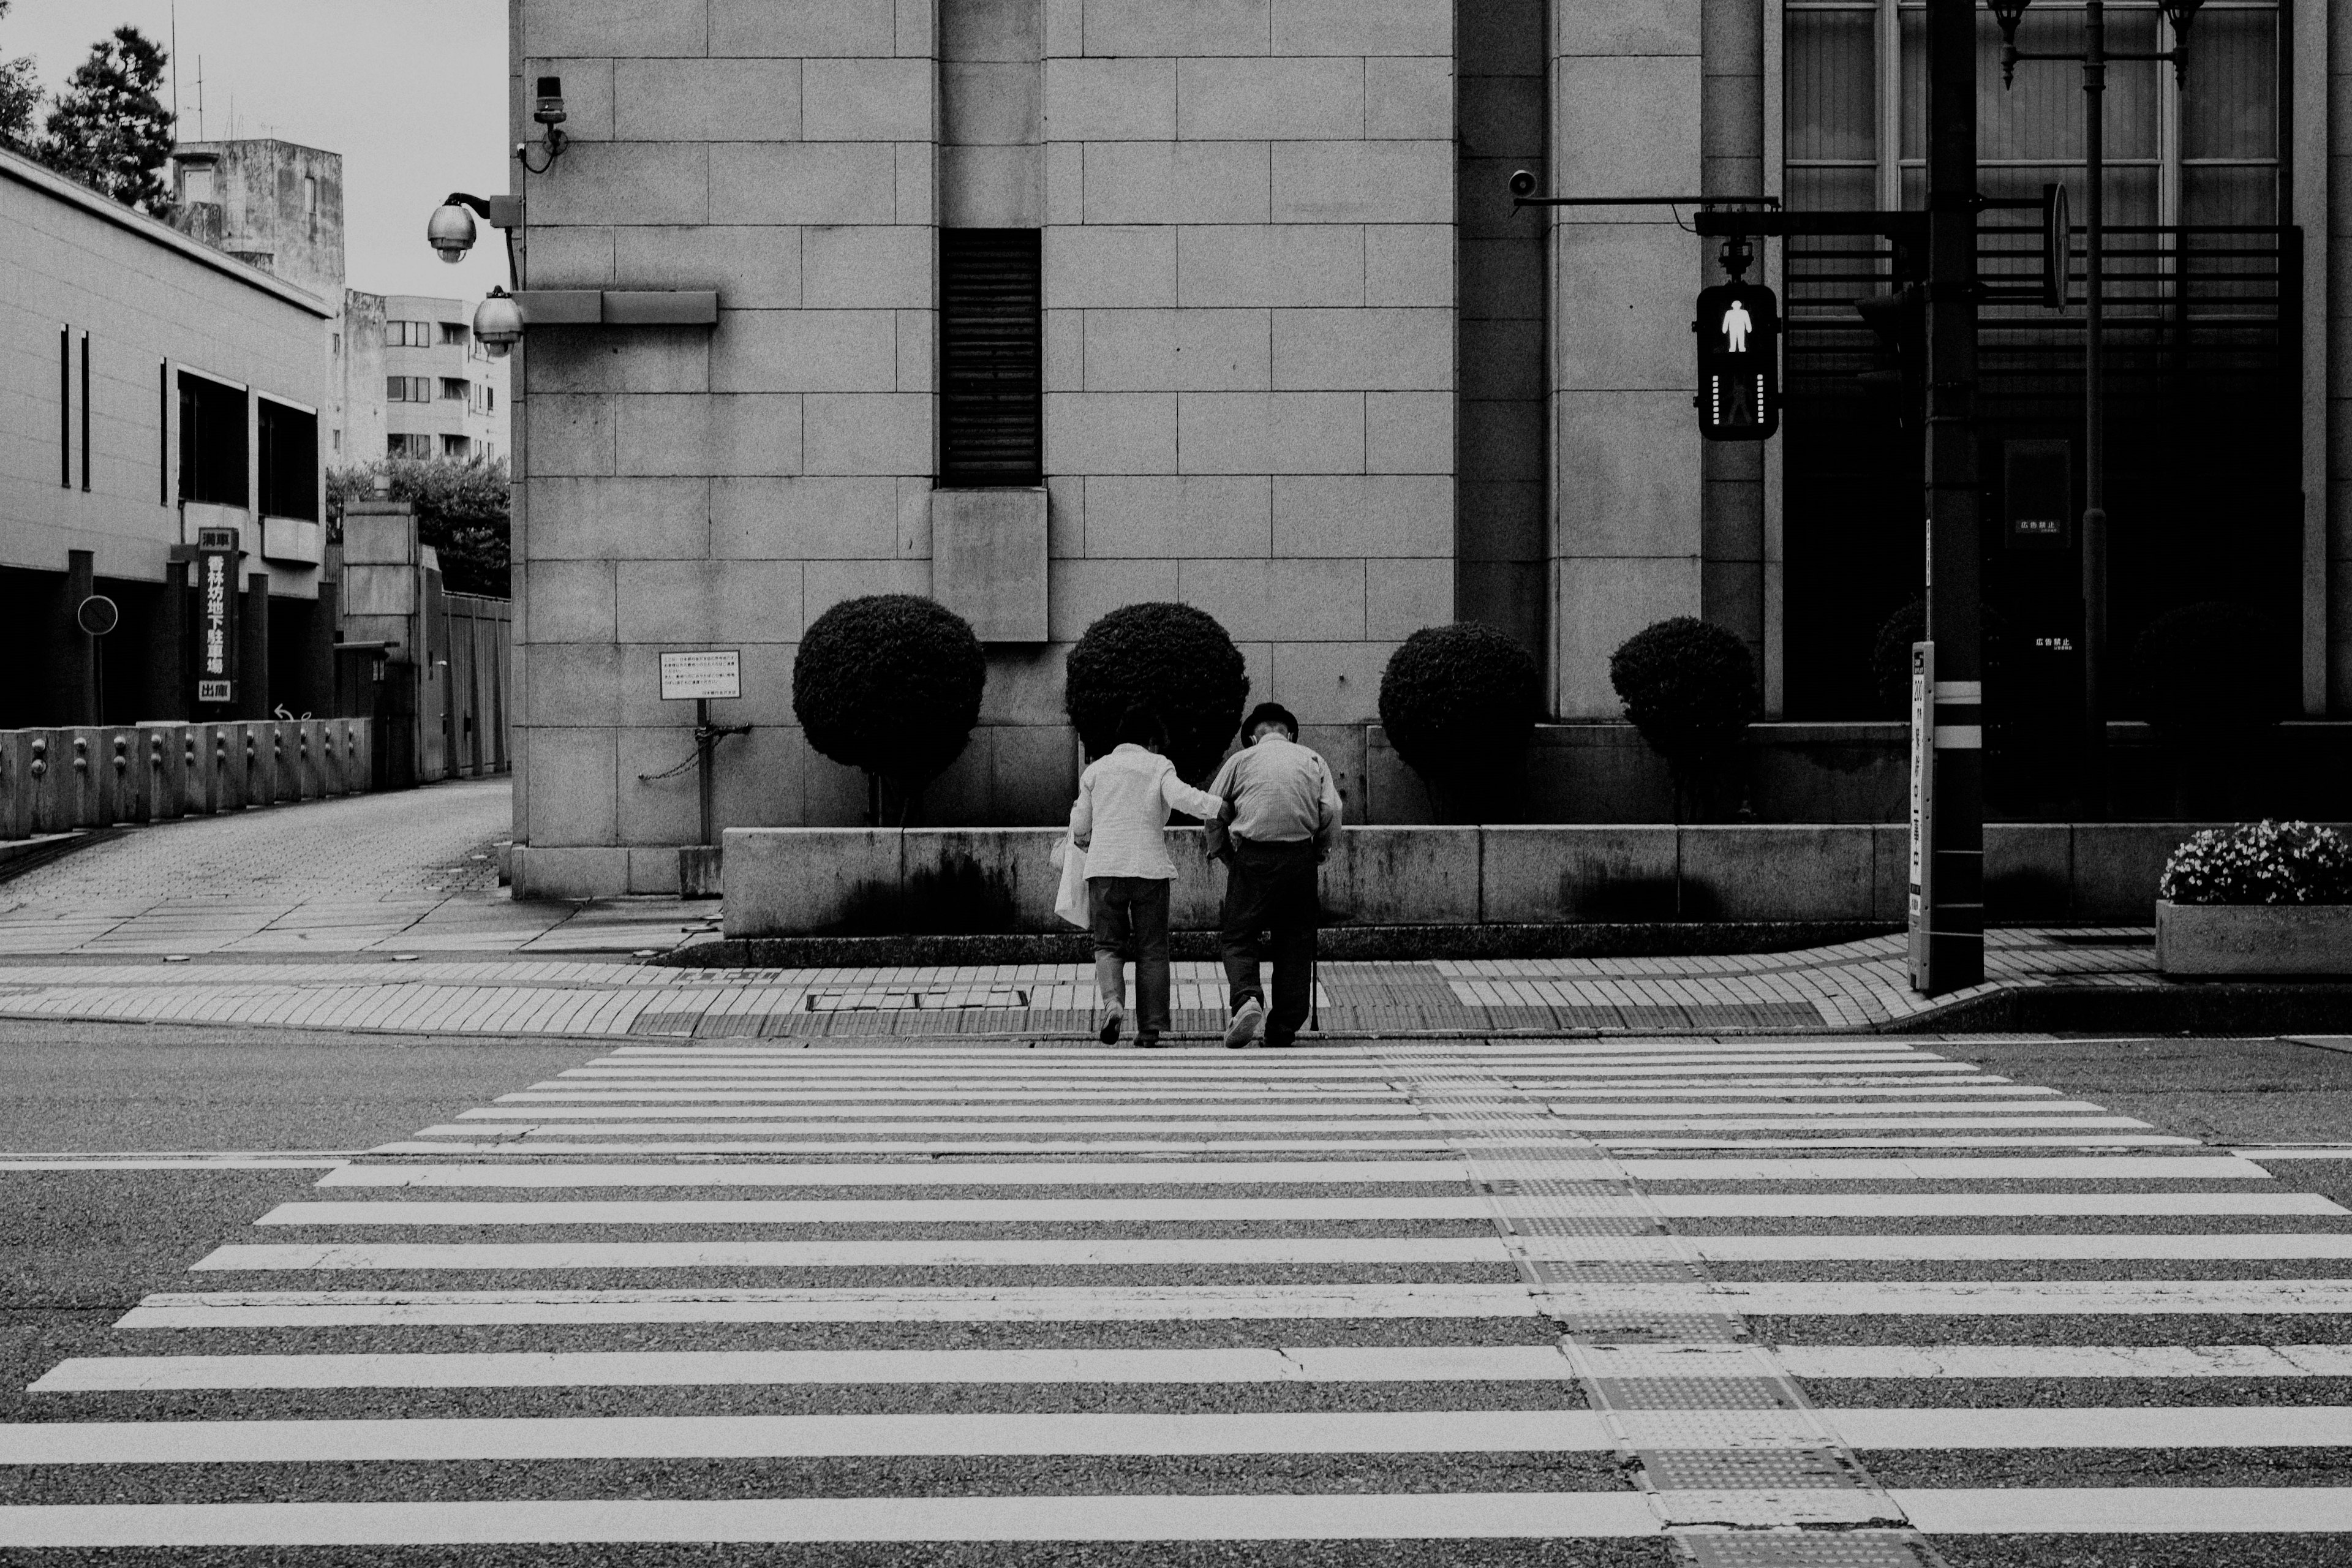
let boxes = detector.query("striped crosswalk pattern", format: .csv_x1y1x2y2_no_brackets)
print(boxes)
10,1033,2352,1556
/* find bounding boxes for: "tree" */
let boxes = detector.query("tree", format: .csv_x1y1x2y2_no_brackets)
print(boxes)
328,457,511,598
792,595,987,826
1608,617,1761,821
1378,623,1541,821
39,25,173,214
0,2,42,156
1063,603,1249,784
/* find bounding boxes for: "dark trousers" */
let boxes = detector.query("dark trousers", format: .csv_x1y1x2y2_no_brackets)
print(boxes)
1088,875,1172,1038
1220,837,1319,1046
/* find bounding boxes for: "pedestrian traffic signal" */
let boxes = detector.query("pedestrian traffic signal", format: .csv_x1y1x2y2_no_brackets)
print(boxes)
1693,282,1780,442
1855,286,1927,430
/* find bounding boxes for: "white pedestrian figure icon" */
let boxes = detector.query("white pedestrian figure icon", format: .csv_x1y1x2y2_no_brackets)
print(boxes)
1721,297,1753,353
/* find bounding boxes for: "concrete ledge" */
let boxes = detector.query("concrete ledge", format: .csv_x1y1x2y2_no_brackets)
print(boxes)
511,845,631,902
718,821,2352,937
662,921,1898,969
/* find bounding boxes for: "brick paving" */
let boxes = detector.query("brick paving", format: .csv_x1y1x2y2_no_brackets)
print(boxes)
0,780,2161,1036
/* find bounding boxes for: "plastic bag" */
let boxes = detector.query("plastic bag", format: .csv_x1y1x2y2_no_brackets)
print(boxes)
1052,834,1090,929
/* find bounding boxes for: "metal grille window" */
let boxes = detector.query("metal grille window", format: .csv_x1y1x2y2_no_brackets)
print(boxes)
940,229,1042,486
1786,0,2280,225
177,371,247,508
257,399,318,521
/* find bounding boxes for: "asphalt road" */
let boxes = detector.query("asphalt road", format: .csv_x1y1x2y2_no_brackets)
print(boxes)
2,1020,2350,1566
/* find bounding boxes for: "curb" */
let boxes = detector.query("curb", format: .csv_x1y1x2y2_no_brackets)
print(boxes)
1885,981,2352,1036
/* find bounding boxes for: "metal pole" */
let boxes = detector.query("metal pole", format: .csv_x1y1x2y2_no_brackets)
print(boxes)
1915,0,1985,993
2079,0,2109,815
695,696,715,848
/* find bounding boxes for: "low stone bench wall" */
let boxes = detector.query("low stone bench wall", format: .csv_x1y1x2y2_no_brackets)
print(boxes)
0,719,377,838
718,821,2298,937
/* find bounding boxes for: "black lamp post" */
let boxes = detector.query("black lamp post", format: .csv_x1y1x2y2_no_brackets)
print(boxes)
1988,0,2200,816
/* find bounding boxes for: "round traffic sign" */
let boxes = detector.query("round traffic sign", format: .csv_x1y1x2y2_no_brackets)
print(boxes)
76,595,119,636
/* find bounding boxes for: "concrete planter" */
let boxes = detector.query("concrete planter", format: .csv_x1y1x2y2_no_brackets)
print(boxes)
2156,901,2352,977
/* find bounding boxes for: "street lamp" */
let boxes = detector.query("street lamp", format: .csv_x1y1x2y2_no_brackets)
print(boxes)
1987,0,2199,816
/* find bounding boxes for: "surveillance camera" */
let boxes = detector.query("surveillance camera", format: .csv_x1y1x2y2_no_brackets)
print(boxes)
1509,169,1539,199
426,200,478,262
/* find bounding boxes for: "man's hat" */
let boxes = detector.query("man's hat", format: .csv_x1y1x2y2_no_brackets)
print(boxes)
1241,702,1299,741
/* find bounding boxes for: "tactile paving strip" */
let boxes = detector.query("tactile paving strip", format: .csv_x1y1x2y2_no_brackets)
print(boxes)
1678,1534,1942,1567
1370,1041,1948,1567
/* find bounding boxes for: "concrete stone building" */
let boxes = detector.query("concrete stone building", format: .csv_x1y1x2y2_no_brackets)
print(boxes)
0,145,336,726
377,295,511,463
501,0,2339,897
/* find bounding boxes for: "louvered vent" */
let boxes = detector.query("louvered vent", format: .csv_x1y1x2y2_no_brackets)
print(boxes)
940,229,1042,486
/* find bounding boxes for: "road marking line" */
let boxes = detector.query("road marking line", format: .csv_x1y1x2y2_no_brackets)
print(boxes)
31,1344,1579,1392
2236,1146,2352,1161
1777,1343,2352,1378
193,1238,1523,1270
417,1121,1472,1136
0,1159,353,1170
320,1161,1483,1188
255,1192,2345,1225
320,1155,2258,1187
1560,1118,2154,1131
1536,1279,2352,1315
0,1411,1619,1463
500,1090,1414,1102
0,1491,1666,1547
1895,1486,2352,1534
457,1105,1442,1120
372,1139,1464,1156
118,1284,1551,1328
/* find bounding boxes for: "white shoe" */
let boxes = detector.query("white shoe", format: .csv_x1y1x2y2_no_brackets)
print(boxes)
1098,1006,1124,1046
1223,998,1264,1050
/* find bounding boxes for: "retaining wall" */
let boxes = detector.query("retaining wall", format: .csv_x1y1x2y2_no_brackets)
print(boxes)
709,821,2307,937
0,719,377,838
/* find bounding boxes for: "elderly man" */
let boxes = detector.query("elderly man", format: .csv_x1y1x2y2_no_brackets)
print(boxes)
1203,701,1343,1049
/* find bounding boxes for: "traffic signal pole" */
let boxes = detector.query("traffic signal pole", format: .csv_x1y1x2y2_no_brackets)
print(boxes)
1917,0,1986,993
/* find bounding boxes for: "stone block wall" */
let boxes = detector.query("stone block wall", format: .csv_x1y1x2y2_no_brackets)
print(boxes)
510,0,1459,890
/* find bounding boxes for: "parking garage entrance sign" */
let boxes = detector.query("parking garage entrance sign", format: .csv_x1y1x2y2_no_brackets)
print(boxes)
195,533,238,706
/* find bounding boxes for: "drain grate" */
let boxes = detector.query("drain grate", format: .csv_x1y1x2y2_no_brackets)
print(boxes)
1678,1534,1943,1567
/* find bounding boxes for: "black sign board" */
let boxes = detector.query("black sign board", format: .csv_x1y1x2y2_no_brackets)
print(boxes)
1694,281,1780,442
2003,439,2073,551
195,544,238,705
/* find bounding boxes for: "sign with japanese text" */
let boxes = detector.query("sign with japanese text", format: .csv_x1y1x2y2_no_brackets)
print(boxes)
660,650,742,701
195,545,238,706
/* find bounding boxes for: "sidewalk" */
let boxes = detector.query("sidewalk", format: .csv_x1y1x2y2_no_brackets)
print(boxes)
0,928,2163,1039
0,778,712,957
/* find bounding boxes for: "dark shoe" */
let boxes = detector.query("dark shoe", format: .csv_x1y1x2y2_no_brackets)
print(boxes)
1134,1033,1163,1049
1223,998,1264,1049
1098,1007,1123,1045
1263,1033,1296,1049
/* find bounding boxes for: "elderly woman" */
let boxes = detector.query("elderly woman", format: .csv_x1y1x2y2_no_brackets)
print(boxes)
1066,704,1226,1048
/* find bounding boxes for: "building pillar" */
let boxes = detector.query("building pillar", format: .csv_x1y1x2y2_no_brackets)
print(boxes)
239,571,271,720
309,578,339,717
1548,0,1706,718
149,553,190,722
54,549,98,725
1699,0,1768,692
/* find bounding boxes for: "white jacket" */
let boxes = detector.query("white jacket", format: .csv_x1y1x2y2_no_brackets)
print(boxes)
1067,744,1225,880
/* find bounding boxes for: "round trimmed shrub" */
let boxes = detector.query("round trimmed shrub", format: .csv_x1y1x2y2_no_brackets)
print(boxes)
1378,623,1540,815
1064,602,1248,783
2131,600,2290,731
1870,596,2009,716
792,594,986,802
1610,618,1759,819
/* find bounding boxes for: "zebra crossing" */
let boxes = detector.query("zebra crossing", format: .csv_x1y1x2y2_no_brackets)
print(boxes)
8,1033,2352,1558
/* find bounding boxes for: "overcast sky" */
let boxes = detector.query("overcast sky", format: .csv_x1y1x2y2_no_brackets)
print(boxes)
6,0,510,301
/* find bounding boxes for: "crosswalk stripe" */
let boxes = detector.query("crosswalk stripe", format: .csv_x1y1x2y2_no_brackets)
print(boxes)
378,1138,1469,1155
1898,1486,2352,1534
1778,1343,2352,1378
0,1491,1668,1548
52,1339,2352,1391
458,1104,1442,1120
562,1077,2051,1096
194,1238,1523,1269
1547,1278,2352,1314
246,1192,2348,1224
13,1406,2352,1463
319,1161,1483,1188
0,1411,1622,1463
32,1344,1580,1391
195,1232,2352,1268
418,1120,1468,1136
318,1155,2261,1188
502,1089,1414,1101
118,1285,1551,1327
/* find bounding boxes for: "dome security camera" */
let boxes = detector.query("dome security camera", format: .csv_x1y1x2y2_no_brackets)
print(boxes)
473,287,524,355
1509,169,1539,199
427,200,478,264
